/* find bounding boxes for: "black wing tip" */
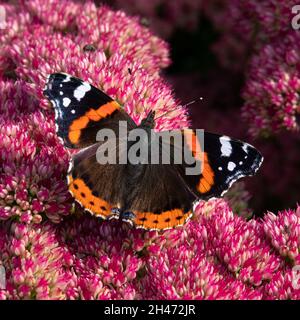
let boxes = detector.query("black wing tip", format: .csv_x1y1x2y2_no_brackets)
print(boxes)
252,153,264,175
248,146,264,176
216,149,264,198
44,72,72,85
43,73,71,97
48,72,71,78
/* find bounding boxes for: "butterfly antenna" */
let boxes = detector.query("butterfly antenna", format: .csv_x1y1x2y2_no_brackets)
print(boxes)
154,97,204,121
183,97,204,108
128,68,148,117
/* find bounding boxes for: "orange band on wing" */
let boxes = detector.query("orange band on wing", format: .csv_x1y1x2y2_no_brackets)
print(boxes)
68,101,120,144
133,209,192,230
198,152,215,194
183,130,215,194
68,176,112,218
183,129,203,163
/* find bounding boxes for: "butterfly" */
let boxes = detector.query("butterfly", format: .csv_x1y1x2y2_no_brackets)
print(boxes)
43,73,263,230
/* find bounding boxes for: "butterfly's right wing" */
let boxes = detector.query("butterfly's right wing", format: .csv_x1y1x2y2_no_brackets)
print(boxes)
44,73,136,149
164,129,263,200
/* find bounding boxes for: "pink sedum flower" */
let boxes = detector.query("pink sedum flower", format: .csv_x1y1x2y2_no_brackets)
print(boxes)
203,0,300,136
242,33,300,136
140,201,300,299
1,203,299,300
0,222,74,300
25,0,81,31
203,0,295,72
0,108,72,224
0,0,299,301
263,208,300,264
75,2,170,72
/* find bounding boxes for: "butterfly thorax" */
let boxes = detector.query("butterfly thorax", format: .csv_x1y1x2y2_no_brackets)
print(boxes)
139,110,155,129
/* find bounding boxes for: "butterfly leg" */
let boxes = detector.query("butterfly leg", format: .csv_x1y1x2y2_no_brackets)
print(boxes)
107,207,121,220
120,211,136,225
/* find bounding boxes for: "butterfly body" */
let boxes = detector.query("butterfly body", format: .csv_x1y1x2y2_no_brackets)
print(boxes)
44,73,263,230
139,110,156,129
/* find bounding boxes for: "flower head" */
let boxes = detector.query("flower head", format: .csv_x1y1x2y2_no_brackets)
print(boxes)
242,33,300,136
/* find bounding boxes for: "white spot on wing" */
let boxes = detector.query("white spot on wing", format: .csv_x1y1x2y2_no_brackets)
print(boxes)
74,83,91,101
219,136,232,157
218,167,222,171
220,153,263,198
47,81,52,91
227,161,236,171
67,159,73,173
242,143,249,153
54,109,59,120
56,104,63,118
63,97,71,107
63,74,71,82
71,109,75,114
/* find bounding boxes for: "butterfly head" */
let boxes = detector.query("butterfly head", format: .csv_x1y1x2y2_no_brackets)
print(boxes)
140,110,155,129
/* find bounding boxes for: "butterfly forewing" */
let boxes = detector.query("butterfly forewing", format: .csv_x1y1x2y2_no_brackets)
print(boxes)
43,73,135,148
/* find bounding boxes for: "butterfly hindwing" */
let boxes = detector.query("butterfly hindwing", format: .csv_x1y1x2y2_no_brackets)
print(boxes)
67,140,129,219
121,163,195,230
43,73,135,148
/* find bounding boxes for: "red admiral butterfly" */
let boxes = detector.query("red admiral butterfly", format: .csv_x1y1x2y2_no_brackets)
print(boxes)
44,73,263,230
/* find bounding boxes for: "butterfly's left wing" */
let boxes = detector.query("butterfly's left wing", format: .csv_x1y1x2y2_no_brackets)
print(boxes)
173,130,263,199
43,73,136,149
117,129,263,231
